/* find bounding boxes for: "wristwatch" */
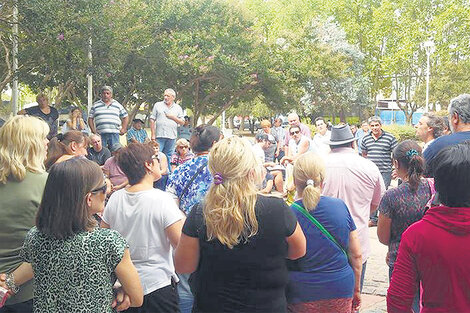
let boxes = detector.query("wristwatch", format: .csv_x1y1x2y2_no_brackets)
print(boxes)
5,273,19,294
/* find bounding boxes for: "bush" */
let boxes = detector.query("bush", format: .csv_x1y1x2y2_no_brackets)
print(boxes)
383,124,417,142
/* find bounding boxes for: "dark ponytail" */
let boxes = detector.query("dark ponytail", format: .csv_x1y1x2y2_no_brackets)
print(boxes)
392,140,424,193
45,131,86,171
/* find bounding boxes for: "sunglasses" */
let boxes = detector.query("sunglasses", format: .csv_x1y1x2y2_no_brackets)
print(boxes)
290,130,300,135
91,182,107,194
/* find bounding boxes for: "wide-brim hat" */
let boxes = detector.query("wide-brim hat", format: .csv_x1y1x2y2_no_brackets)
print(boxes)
326,124,356,145
133,118,144,124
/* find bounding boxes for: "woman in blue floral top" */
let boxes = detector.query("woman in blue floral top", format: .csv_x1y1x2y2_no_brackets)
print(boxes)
166,124,221,313
377,140,434,312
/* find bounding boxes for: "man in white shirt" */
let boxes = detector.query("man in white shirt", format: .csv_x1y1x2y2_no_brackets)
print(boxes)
415,112,445,151
150,89,185,161
312,117,331,157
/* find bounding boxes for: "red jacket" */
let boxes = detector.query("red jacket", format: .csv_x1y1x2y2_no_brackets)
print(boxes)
387,206,470,312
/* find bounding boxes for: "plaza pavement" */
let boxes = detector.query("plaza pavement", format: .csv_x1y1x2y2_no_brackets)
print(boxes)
361,227,389,312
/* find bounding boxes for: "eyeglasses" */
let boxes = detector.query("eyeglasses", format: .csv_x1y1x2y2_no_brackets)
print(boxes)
290,130,300,135
91,182,107,194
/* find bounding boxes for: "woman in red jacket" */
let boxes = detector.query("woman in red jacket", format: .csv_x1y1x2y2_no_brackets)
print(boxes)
387,143,470,312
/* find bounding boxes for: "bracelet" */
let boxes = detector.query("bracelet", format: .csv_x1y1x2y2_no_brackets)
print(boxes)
5,273,19,294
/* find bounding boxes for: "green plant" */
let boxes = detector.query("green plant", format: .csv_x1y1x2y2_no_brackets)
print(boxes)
382,124,417,142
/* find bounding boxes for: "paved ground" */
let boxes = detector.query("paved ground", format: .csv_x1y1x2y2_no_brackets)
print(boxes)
361,227,389,312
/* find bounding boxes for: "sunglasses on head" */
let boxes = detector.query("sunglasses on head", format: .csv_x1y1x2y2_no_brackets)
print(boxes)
290,130,300,135
91,182,107,194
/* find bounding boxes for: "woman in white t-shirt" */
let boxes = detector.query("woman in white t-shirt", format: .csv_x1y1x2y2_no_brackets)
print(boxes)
101,143,184,313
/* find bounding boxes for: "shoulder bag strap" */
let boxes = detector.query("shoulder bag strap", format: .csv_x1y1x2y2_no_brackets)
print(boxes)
291,202,347,257
180,160,208,199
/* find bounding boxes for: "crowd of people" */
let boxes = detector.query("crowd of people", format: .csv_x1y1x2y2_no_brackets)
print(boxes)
1,88,470,313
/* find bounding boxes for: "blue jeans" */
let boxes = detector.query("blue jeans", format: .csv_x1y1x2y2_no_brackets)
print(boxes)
370,171,392,223
177,273,193,313
157,137,176,163
100,133,120,151
360,261,367,292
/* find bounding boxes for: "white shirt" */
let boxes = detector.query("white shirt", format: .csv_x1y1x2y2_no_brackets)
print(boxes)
312,130,331,156
150,101,184,139
103,188,183,294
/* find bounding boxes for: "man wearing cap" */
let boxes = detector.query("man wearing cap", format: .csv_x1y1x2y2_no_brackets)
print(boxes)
127,118,149,144
150,88,185,161
322,124,386,291
88,86,129,150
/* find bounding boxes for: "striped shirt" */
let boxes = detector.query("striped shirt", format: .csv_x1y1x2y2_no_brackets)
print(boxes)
89,100,128,134
360,130,397,173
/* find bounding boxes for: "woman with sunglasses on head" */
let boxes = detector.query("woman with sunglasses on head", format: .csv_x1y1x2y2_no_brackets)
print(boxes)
0,116,49,312
0,158,143,312
44,130,89,170
174,136,306,313
101,143,184,313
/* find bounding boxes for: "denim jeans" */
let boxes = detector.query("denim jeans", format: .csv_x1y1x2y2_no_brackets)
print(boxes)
177,273,194,313
370,171,392,223
100,133,120,151
157,137,176,164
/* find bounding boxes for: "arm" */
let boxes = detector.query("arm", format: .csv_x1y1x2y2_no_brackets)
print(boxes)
377,213,392,245
174,234,200,274
88,117,96,134
285,222,306,260
348,230,363,312
114,249,144,307
165,219,185,249
112,179,129,191
67,119,75,130
160,154,169,175
78,118,86,130
150,119,156,140
120,116,129,135
165,113,185,125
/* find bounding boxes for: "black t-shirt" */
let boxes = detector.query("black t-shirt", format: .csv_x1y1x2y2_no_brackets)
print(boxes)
25,106,59,139
183,194,297,313
86,147,111,166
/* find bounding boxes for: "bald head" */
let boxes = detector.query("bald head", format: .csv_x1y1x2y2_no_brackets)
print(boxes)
287,113,300,127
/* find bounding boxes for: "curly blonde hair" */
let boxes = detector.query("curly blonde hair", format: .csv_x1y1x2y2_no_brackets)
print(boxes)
0,115,49,184
204,136,264,248
293,152,325,211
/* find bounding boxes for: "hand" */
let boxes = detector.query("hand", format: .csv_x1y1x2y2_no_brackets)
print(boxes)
274,150,279,157
119,128,126,136
392,169,398,179
352,290,361,312
111,287,131,312
0,273,13,298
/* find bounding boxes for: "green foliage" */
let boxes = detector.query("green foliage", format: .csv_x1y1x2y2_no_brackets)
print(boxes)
383,124,416,142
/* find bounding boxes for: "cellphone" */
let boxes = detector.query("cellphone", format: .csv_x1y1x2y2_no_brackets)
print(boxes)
0,286,9,308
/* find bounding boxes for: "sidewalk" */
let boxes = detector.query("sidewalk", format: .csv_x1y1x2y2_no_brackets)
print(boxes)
361,227,389,312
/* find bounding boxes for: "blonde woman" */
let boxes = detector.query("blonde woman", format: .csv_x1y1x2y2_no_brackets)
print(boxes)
286,152,362,313
175,136,306,313
0,115,49,312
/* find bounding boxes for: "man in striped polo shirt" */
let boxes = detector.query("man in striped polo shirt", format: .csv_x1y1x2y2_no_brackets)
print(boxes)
361,116,397,226
88,86,129,150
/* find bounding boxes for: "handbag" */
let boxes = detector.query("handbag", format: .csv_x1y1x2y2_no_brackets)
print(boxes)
291,202,348,257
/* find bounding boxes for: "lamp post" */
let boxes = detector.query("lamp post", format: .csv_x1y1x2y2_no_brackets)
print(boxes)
424,40,435,113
